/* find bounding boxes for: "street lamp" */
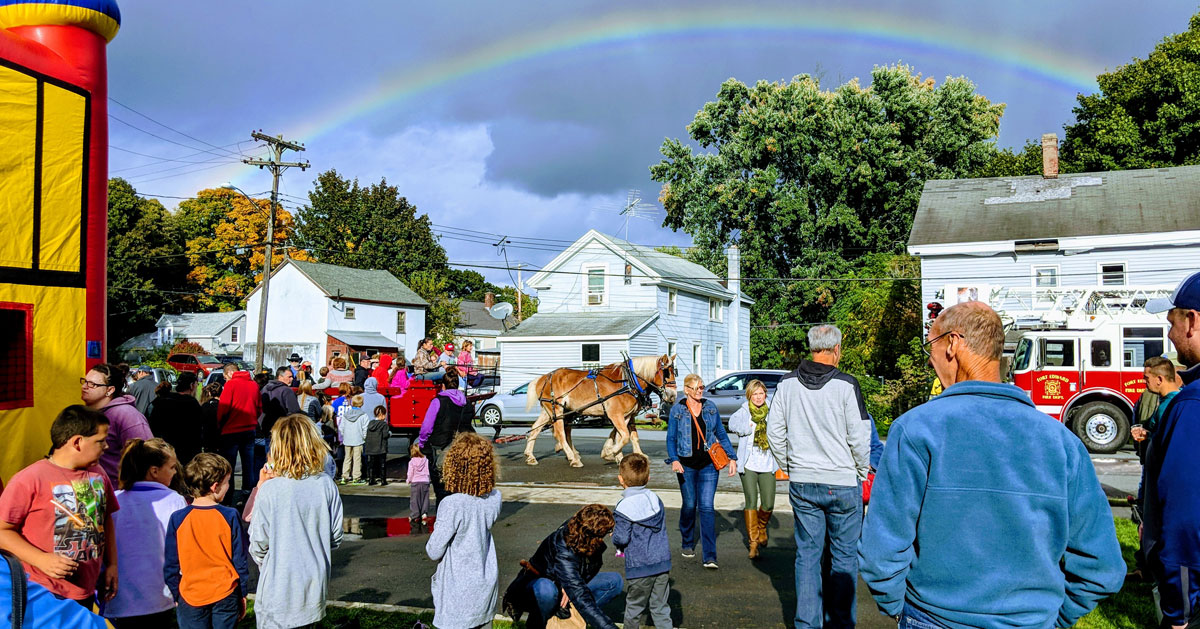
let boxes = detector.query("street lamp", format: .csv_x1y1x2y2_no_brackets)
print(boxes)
221,182,274,373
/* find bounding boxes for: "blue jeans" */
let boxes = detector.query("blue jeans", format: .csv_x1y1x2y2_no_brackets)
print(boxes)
790,482,861,629
176,589,241,629
218,431,255,492
530,572,624,621
899,601,948,628
677,464,719,562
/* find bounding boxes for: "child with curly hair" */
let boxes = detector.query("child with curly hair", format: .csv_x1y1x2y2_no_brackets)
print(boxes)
425,432,502,629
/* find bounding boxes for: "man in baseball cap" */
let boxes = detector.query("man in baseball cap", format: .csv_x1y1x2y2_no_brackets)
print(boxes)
1142,270,1200,629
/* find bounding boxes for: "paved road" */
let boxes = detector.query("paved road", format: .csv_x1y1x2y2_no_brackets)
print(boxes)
301,430,1141,628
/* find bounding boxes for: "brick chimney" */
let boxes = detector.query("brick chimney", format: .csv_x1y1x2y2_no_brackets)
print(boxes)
1042,133,1059,179
484,292,495,309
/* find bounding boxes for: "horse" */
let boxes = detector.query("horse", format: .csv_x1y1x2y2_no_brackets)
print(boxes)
523,354,677,467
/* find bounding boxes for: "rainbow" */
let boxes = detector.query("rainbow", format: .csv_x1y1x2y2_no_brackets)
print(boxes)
228,6,1106,187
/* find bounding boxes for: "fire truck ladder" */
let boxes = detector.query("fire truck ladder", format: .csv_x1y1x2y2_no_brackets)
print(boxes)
986,285,1176,329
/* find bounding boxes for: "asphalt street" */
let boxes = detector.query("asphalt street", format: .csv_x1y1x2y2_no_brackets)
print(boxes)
291,429,1142,628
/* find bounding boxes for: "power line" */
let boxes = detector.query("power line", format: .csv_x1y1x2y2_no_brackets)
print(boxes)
109,113,242,161
128,161,242,184
109,98,246,158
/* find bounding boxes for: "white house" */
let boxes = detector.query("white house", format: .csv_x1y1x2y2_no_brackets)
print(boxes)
243,258,427,369
909,139,1200,325
154,311,246,356
498,230,752,388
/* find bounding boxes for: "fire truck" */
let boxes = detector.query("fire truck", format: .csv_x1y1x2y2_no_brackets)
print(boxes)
937,284,1175,454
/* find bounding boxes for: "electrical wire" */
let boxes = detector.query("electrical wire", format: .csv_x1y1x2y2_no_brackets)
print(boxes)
109,98,246,158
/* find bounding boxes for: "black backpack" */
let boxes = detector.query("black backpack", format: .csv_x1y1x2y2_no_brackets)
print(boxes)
3,550,25,628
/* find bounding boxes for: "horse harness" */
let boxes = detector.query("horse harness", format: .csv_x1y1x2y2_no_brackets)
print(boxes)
538,358,663,423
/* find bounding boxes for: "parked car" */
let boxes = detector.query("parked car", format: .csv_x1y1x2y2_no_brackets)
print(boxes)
475,382,541,428
706,369,789,420
167,352,224,378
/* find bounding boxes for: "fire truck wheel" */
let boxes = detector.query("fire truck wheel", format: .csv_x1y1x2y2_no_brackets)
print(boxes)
1072,401,1130,454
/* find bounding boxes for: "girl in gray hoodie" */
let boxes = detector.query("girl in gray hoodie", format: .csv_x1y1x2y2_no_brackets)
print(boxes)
426,432,502,629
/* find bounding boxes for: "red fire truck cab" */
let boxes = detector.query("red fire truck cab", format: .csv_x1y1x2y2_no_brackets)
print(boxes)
993,286,1176,453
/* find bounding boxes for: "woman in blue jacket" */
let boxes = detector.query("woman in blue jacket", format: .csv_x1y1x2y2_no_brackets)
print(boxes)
666,373,737,569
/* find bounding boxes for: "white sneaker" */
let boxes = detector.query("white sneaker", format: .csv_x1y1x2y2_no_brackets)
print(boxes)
703,560,719,569
681,549,696,558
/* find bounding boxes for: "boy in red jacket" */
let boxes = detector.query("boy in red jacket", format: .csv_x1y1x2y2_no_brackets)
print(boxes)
216,371,262,493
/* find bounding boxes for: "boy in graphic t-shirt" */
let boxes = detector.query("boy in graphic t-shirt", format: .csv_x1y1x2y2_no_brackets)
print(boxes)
0,405,120,607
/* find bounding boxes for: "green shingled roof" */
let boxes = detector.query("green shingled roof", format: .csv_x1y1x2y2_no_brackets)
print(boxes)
909,165,1200,247
287,259,427,306
499,310,658,339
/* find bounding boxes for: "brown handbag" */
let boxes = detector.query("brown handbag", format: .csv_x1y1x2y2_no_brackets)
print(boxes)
691,411,731,471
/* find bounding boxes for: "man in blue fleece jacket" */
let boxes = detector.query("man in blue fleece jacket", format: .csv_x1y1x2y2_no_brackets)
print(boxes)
1144,271,1200,628
859,301,1125,629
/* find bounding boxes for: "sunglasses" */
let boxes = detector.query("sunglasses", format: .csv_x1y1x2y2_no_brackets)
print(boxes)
686,385,706,391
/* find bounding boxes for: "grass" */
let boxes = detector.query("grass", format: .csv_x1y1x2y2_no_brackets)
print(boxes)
235,519,1151,628
1073,518,1157,629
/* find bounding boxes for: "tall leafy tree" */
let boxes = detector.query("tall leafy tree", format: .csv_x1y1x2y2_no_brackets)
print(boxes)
106,178,186,348
293,169,458,339
1062,12,1200,172
175,188,299,311
651,64,1004,387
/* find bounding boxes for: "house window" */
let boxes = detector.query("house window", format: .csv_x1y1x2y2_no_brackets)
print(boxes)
585,267,606,306
715,344,724,370
230,326,239,343
0,303,33,410
396,311,406,334
624,263,632,286
709,299,723,322
345,307,356,320
1033,266,1059,288
692,343,702,375
667,340,676,360
667,288,677,315
1101,263,1126,286
581,343,601,366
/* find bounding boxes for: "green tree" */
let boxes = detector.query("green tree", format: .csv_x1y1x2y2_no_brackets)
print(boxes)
106,178,186,350
293,169,459,341
651,65,1005,372
292,170,448,279
970,140,1044,178
1062,13,1200,172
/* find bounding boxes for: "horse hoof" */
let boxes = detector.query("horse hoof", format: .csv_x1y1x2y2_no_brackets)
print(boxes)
525,457,539,466
613,453,624,464
570,460,584,468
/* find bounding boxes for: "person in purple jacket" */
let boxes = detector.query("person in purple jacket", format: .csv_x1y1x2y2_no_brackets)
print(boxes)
416,369,474,503
82,363,153,485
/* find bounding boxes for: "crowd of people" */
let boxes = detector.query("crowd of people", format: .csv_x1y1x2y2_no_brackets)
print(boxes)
1,270,1198,628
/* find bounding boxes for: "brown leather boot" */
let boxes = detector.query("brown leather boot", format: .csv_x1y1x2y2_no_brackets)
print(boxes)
744,509,759,558
757,509,772,548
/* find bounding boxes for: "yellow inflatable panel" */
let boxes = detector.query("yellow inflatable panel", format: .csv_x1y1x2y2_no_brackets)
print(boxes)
39,83,85,272
0,65,36,270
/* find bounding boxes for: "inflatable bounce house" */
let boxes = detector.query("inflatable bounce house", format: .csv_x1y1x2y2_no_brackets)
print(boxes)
0,0,119,482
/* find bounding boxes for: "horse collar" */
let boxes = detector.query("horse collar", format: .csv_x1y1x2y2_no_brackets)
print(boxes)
626,359,646,395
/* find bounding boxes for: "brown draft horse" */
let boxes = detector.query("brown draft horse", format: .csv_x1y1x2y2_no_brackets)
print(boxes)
523,354,677,467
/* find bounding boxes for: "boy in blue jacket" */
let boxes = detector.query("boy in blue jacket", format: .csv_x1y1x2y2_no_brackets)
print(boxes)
613,453,672,629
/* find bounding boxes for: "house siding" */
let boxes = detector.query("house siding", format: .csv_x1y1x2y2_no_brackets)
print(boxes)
919,244,1200,308
534,242,658,313
324,300,425,362
650,286,730,382
497,339,630,389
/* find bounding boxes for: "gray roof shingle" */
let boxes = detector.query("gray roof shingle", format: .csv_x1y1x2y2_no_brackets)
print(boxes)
909,165,1200,247
287,259,427,306
499,310,658,339
455,300,513,333
154,311,244,337
601,232,729,296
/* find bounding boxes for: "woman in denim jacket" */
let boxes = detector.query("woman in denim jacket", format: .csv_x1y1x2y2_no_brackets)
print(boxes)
665,373,737,569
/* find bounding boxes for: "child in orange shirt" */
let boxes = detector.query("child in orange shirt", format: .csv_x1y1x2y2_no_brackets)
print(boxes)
164,454,248,629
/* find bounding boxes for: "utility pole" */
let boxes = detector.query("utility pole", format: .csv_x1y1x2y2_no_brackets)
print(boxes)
517,263,526,322
244,131,308,372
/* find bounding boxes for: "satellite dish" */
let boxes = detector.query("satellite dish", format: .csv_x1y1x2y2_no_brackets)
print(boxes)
489,302,514,320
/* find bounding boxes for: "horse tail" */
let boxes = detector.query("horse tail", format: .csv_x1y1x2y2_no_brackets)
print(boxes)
526,373,546,411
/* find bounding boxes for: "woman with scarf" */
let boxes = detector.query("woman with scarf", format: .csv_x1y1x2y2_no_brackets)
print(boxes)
727,379,777,559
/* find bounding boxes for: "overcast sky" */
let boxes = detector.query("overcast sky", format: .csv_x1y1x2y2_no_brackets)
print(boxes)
107,1,1198,286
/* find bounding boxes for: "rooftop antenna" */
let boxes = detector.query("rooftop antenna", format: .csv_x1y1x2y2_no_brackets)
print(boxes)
595,190,660,241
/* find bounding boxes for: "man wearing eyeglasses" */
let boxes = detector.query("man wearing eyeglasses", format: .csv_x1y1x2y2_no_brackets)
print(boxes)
859,301,1124,629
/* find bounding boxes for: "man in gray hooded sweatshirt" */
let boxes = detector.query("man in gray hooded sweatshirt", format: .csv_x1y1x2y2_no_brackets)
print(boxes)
766,324,870,629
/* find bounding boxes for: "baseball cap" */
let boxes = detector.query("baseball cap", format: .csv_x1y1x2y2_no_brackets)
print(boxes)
135,365,153,374
1147,271,1200,313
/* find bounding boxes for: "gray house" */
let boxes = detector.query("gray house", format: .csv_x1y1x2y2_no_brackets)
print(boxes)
155,311,247,357
909,145,1200,320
